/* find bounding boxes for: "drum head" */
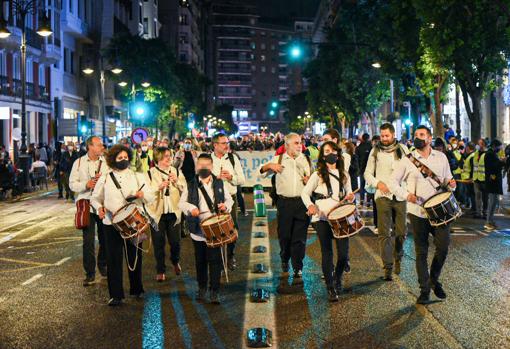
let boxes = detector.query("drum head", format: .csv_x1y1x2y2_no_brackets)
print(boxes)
328,204,356,219
202,215,229,226
424,192,452,208
112,204,136,223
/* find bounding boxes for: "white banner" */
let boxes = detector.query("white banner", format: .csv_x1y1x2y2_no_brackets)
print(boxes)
237,151,275,187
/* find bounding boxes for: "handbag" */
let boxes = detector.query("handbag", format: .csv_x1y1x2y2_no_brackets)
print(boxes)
75,199,90,229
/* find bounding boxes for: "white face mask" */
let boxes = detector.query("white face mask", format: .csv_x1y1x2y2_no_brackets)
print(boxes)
68,146,74,151
147,142,153,147
475,145,481,151
141,146,148,152
452,143,457,149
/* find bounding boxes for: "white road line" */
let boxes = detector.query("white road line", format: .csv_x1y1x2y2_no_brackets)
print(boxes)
356,237,464,349
54,257,71,266
0,203,62,234
21,221,73,242
21,274,43,286
242,214,277,348
0,216,60,245
451,233,478,236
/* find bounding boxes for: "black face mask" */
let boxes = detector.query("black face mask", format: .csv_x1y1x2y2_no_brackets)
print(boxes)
115,159,130,170
414,138,427,150
324,153,339,164
198,168,211,179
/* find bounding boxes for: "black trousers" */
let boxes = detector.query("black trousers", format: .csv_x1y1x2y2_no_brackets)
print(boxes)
236,186,246,214
152,213,181,274
409,214,450,293
313,221,349,286
276,197,310,271
227,194,238,259
104,225,144,299
192,239,222,291
82,212,107,277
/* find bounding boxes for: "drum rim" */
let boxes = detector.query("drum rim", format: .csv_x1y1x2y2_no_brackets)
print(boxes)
201,213,231,226
327,203,356,219
423,191,453,208
112,203,138,223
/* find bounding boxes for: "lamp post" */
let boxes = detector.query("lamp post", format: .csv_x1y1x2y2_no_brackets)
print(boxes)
0,0,52,191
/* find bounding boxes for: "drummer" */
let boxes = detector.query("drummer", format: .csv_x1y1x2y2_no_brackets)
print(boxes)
91,144,155,306
178,153,234,304
147,147,187,282
388,125,456,304
301,141,354,302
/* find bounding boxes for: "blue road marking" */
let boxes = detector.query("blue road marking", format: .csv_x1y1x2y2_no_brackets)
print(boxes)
142,291,165,349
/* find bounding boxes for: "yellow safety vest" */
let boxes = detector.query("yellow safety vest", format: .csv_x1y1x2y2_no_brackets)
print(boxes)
461,152,475,180
473,151,486,182
453,150,462,175
307,145,320,161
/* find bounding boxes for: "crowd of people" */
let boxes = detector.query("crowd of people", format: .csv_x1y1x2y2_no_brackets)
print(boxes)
1,124,509,307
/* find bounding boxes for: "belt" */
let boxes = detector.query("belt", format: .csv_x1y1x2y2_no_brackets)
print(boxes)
278,195,302,200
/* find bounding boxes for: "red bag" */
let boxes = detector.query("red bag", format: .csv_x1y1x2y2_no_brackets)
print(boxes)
75,199,90,229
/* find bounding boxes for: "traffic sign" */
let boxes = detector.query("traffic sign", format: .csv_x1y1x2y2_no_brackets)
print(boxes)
131,127,149,144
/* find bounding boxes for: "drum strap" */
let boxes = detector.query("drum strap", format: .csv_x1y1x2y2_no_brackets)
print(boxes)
406,153,447,191
328,172,345,200
198,180,219,214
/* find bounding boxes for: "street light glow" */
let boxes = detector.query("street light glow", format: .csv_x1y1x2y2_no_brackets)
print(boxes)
111,68,123,74
136,107,145,116
271,101,278,108
0,22,11,39
290,46,302,58
372,62,382,69
269,110,275,116
141,81,151,88
82,68,94,75
118,81,128,87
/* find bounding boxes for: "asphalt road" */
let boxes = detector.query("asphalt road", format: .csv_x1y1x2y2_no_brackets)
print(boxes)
0,191,509,349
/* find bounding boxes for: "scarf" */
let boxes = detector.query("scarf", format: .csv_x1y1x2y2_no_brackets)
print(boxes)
376,140,403,159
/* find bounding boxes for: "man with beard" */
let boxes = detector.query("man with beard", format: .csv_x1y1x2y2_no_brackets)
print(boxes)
364,123,408,281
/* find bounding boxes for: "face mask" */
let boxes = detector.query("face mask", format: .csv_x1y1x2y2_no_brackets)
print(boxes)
141,146,148,152
184,143,192,151
115,159,130,170
475,145,481,151
68,146,74,151
198,168,211,179
324,153,338,164
452,143,457,149
317,141,324,148
147,142,153,147
414,138,426,150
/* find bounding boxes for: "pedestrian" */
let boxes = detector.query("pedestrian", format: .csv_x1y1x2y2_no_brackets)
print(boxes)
461,142,477,213
364,123,408,280
173,137,198,182
355,133,372,205
473,139,488,219
211,133,246,270
178,153,234,304
484,139,505,230
389,125,456,304
148,147,186,282
60,142,77,201
91,144,155,306
301,141,354,302
260,133,312,285
69,136,108,286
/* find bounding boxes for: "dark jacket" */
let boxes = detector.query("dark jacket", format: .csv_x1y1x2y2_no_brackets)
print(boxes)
349,153,360,191
185,175,226,237
485,149,504,195
355,141,372,174
59,150,77,173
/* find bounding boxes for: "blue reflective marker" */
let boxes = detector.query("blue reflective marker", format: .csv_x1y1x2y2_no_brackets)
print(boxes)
169,280,192,349
142,291,164,349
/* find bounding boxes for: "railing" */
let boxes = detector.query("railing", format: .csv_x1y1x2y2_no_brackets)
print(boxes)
0,76,50,103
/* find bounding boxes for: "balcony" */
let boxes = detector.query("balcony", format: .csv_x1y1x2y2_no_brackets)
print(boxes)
0,76,50,104
61,11,89,39
40,43,62,64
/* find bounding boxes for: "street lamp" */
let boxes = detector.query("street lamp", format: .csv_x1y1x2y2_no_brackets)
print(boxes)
0,0,53,191
118,81,128,87
372,61,394,114
141,81,151,88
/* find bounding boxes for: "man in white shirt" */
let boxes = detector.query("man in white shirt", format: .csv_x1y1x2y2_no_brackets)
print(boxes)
179,153,234,304
69,136,108,286
364,123,408,281
211,133,245,271
260,133,311,282
389,125,456,304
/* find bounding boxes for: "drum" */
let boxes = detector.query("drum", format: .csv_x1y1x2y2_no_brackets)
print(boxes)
112,203,150,240
423,191,462,227
327,204,364,239
200,214,238,248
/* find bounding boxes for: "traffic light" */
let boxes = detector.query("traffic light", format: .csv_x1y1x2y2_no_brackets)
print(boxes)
79,115,89,137
269,110,275,116
271,101,278,108
289,45,303,59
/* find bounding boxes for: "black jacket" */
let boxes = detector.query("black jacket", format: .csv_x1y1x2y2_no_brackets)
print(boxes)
485,149,504,195
355,141,372,174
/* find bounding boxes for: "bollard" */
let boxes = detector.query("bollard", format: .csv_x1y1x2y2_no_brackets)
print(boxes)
253,184,266,217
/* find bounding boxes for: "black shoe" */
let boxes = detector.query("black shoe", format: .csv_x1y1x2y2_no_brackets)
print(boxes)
383,269,393,281
432,282,447,299
292,270,303,285
130,292,144,299
99,266,107,277
83,276,95,287
108,298,122,306
394,260,401,275
197,288,207,302
227,257,237,271
57,195,63,199
327,287,339,302
416,292,430,304
344,261,351,274
335,278,343,294
281,262,289,274
209,289,221,304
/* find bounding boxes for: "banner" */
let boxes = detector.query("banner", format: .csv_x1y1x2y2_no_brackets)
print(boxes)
237,151,275,187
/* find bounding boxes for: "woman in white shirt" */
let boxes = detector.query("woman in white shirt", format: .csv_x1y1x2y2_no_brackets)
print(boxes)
301,141,354,302
91,144,155,306
147,147,186,282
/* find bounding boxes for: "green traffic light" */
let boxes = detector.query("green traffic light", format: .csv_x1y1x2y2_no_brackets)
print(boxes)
271,101,278,108
290,45,302,59
269,110,275,116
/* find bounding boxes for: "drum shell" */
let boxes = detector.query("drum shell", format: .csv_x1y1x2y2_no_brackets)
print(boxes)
327,205,365,239
112,204,150,239
200,214,238,248
423,192,461,227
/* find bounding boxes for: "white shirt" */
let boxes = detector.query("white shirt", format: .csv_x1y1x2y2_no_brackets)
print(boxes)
69,154,108,204
178,177,234,241
211,152,245,196
342,153,351,173
259,152,312,197
301,169,353,222
30,160,47,173
91,169,155,225
364,145,409,201
388,149,453,218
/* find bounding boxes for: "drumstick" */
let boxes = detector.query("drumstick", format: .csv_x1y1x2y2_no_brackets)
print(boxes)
138,183,145,192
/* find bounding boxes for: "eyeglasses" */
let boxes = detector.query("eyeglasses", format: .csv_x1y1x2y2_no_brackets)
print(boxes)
216,141,229,145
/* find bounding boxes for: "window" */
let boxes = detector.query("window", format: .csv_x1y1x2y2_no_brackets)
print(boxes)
271,44,275,50
261,43,266,50
271,67,276,73
70,51,75,74
261,66,266,73
139,4,142,24
251,65,256,72
0,52,5,76
260,55,265,62
63,48,69,72
63,109,77,119
69,0,73,13
179,14,188,25
143,17,149,34
26,58,33,83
